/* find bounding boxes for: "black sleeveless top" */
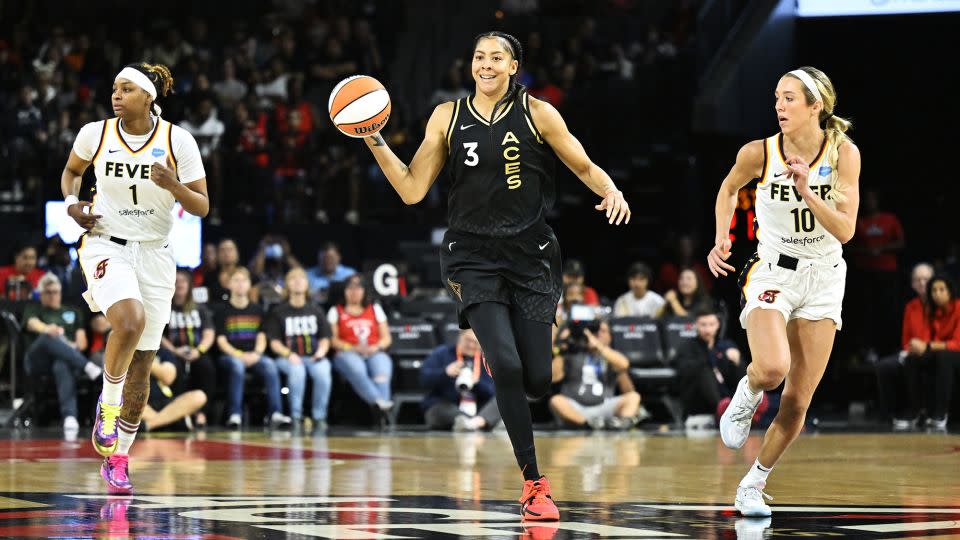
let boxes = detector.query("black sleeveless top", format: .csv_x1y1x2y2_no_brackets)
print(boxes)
445,90,556,237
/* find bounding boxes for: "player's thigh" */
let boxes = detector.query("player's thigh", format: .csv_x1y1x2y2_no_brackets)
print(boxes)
746,307,791,376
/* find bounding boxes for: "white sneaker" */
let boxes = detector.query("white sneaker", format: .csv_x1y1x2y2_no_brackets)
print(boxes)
375,399,394,411
227,414,242,429
734,517,772,539
930,415,948,431
720,376,762,449
892,417,916,431
453,415,477,432
735,484,773,517
63,416,79,431
270,412,292,429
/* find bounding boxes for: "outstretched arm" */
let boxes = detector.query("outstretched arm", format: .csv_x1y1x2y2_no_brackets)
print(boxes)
529,97,630,225
362,102,453,205
707,140,764,277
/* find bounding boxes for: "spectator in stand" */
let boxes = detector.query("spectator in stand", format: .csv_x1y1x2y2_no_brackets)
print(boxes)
307,242,357,301
7,85,47,183
209,238,241,304
212,58,248,106
549,320,642,430
562,259,599,305
23,273,101,433
613,262,665,318
193,242,217,288
1,244,45,301
141,349,207,432
352,19,383,75
265,267,333,431
86,313,110,367
270,108,314,223
658,267,715,319
328,274,394,421
673,311,749,422
249,235,301,307
428,60,471,109
875,263,934,429
655,234,713,294
182,97,225,223
214,267,291,429
421,328,501,432
851,190,905,356
160,270,217,429
919,275,960,430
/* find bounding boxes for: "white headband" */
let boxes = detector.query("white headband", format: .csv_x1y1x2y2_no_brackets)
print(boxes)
116,67,157,100
788,69,821,103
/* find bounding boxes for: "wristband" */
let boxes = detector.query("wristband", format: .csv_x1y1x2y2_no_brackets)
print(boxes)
64,195,79,210
197,344,208,354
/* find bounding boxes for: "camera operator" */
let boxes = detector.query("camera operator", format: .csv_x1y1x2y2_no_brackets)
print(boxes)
549,307,643,430
420,329,501,431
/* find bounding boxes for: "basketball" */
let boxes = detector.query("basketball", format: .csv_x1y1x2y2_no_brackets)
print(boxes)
328,75,391,138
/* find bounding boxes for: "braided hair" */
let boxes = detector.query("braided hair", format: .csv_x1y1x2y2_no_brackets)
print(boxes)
124,62,174,115
473,31,525,124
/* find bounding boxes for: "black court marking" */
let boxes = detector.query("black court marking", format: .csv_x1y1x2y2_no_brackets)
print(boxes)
0,493,958,539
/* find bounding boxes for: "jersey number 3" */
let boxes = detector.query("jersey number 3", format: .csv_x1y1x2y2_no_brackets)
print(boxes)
463,142,479,167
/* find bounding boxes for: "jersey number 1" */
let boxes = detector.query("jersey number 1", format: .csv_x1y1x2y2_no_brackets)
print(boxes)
129,184,138,205
791,208,815,232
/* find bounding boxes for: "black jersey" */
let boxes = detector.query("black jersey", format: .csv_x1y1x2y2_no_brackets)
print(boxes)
445,90,556,237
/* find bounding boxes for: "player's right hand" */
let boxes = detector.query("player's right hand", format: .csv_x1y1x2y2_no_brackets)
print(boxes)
707,237,736,277
67,201,102,230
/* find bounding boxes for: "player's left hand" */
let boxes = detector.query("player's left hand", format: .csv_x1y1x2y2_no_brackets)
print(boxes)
595,189,631,225
785,156,812,195
149,155,179,192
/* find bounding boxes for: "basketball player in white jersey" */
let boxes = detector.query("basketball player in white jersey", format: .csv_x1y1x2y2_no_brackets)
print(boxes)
706,67,861,517
60,62,209,493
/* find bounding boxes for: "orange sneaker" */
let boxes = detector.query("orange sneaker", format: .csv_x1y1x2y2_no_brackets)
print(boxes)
519,476,560,521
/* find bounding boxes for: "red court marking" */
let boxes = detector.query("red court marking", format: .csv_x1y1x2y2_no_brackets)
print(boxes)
0,439,392,462
0,510,96,519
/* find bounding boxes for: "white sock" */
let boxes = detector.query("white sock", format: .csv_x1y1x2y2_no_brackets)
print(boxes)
84,362,103,381
102,369,127,404
116,419,139,454
740,458,773,487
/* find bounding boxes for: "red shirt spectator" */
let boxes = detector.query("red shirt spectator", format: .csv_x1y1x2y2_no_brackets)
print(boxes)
928,299,960,352
0,245,45,300
329,304,385,346
853,191,904,272
901,297,926,352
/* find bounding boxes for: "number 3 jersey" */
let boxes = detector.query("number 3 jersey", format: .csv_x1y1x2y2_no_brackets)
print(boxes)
72,116,205,241
445,91,556,237
755,132,842,259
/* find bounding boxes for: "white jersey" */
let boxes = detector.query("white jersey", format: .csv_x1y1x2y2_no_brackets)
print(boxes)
73,116,205,242
755,133,842,260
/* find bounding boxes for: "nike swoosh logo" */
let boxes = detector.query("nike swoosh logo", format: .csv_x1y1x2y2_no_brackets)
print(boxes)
538,242,549,250
773,171,787,177
108,149,122,153
460,124,476,131
448,241,457,251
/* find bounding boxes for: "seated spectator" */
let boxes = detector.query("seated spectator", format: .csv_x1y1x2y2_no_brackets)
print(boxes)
214,267,291,429
613,262,665,318
421,329,501,432
918,275,960,430
658,267,715,319
249,235,301,307
1,243,45,301
673,311,748,422
160,269,217,429
875,263,934,428
655,234,713,294
556,281,587,327
307,242,357,301
562,259,599,305
209,238,241,304
265,267,333,431
86,313,110,367
193,242,217,288
549,320,643,430
328,274,394,419
23,273,100,433
140,349,207,432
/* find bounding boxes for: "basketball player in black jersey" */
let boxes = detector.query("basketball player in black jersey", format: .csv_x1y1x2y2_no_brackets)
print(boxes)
357,31,630,522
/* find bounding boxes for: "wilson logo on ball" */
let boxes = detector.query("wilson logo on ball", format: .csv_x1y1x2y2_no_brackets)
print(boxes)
329,75,391,138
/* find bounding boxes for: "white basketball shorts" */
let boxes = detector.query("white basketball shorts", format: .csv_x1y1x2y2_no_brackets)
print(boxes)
738,244,846,330
78,234,176,350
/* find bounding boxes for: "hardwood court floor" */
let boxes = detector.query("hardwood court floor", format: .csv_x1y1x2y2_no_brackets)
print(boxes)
0,429,957,538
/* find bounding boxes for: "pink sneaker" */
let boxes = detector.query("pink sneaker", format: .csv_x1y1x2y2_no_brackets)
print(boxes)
100,454,133,494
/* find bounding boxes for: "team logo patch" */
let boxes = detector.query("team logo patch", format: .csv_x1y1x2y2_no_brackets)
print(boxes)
447,278,463,301
151,148,165,158
94,259,109,280
818,165,832,176
758,289,780,304
62,311,76,325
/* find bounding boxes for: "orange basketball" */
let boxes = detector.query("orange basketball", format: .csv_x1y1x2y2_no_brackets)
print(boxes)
328,75,391,138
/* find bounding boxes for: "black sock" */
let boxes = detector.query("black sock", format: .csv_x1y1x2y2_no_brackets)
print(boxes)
517,445,540,481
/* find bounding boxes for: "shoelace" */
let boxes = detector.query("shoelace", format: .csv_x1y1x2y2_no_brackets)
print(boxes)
520,481,552,505
99,402,122,436
729,388,759,424
108,455,129,482
741,485,773,504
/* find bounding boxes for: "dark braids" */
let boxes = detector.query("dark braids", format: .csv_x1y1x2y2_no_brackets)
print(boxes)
124,62,175,115
473,31,525,126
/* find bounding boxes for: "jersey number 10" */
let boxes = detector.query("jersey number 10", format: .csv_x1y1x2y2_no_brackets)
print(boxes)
790,208,815,232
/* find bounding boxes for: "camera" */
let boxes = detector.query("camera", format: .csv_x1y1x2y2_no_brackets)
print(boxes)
264,243,283,259
562,304,602,352
455,360,475,392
